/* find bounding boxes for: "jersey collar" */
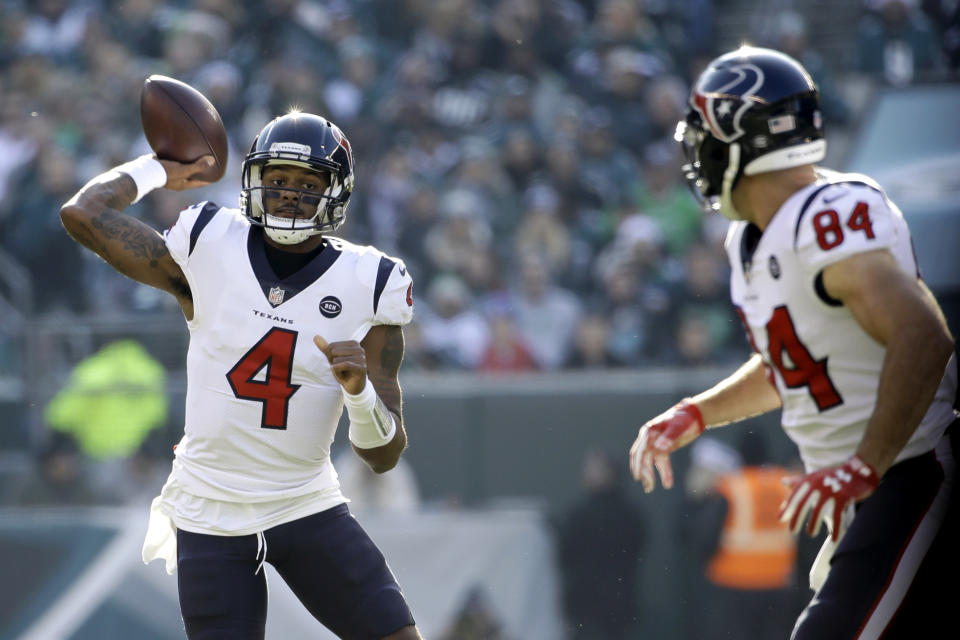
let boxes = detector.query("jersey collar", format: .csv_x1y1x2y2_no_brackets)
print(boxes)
247,226,342,307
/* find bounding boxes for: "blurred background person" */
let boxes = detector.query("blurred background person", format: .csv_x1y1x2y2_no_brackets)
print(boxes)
555,448,647,640
678,432,799,640
856,0,943,85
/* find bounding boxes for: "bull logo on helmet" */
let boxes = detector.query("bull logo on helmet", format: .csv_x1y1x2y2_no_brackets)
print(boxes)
691,63,765,144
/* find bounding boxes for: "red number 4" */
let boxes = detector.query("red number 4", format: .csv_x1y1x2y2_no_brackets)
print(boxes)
813,201,874,250
766,306,843,411
737,306,843,412
227,327,301,429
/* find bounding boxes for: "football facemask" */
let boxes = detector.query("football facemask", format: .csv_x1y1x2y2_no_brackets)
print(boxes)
245,160,348,245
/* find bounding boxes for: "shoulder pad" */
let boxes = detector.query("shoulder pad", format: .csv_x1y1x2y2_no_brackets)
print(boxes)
164,201,222,264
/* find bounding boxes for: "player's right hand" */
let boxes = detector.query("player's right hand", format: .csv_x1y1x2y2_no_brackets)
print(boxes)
629,399,705,493
157,155,215,191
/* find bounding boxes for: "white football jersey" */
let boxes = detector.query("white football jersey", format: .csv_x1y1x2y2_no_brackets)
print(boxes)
156,202,413,535
726,169,957,472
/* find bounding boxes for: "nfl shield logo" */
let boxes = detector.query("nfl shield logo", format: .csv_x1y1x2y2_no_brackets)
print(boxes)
268,286,285,305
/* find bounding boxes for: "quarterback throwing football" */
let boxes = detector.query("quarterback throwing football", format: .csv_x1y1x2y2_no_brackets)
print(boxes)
61,113,422,640
629,47,958,639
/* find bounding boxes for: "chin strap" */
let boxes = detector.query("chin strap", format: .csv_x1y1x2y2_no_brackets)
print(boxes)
719,143,748,221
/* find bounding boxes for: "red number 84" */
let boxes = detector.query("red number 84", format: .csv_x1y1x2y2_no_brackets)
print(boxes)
813,201,875,250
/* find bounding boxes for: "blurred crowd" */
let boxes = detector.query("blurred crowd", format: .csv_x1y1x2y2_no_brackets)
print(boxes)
1,0,958,381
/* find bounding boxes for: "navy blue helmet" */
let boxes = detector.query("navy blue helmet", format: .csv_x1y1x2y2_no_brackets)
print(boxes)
675,47,825,219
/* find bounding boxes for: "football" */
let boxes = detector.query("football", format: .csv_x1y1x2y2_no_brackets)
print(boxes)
140,75,228,182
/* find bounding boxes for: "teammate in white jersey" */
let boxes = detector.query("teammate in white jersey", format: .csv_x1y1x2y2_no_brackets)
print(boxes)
628,47,958,638
61,112,423,640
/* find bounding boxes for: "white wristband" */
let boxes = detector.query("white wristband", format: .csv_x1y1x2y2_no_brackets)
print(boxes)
116,154,167,203
343,378,397,449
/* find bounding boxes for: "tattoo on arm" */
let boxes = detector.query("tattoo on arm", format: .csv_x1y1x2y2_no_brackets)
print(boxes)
91,212,169,268
97,172,138,209
369,326,405,419
379,326,405,376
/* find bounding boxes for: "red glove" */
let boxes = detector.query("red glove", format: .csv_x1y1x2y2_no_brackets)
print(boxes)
629,399,705,493
779,454,879,541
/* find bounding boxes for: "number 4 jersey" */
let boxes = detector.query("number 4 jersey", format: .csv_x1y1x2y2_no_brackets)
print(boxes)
726,169,957,472
152,202,413,538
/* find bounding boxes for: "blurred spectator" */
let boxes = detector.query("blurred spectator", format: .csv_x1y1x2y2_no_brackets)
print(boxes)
102,0,165,61
640,73,689,149
573,0,674,61
17,0,94,61
0,144,87,313
676,436,742,640
12,432,105,506
593,214,676,363
555,448,646,639
423,188,495,288
578,106,641,209
0,92,39,203
596,260,652,365
856,0,942,85
538,135,603,226
674,311,717,366
678,432,799,640
395,182,442,284
565,313,624,368
597,46,663,151
494,252,583,370
668,243,742,364
324,36,381,127
44,339,168,461
478,306,539,373
368,146,418,253
418,274,491,369
767,11,852,125
499,125,543,193
922,0,960,70
630,140,703,257
162,9,232,79
449,137,518,239
514,184,572,276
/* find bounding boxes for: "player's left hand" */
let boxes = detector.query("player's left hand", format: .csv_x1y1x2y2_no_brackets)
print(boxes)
778,454,879,542
629,399,705,493
314,336,367,395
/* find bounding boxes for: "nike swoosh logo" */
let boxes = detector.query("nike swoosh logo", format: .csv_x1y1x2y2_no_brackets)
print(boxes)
822,190,845,204
398,266,406,276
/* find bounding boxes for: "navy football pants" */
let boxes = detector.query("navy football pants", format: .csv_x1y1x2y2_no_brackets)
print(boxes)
176,504,414,640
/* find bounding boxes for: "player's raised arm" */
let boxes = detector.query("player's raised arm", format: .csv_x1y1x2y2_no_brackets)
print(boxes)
59,155,212,306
